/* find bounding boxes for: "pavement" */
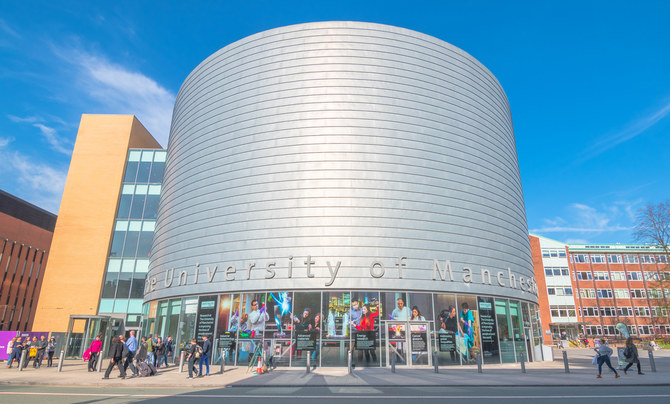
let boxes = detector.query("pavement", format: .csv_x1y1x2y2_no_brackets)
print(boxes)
1,347,668,388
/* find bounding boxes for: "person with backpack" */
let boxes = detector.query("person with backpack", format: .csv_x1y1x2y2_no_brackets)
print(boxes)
623,337,644,375
102,336,126,380
186,338,200,379
198,335,211,377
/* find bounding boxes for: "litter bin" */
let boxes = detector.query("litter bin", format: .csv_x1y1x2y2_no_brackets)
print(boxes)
542,345,554,361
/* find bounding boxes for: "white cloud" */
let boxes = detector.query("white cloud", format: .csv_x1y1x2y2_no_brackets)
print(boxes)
0,136,13,148
530,202,635,234
0,18,20,39
579,99,670,162
70,51,175,146
7,115,43,123
0,149,66,214
33,123,72,156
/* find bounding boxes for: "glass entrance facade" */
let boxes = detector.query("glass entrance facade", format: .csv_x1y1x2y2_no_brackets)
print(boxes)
142,290,541,367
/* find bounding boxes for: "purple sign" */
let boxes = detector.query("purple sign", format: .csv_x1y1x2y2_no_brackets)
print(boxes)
0,331,18,361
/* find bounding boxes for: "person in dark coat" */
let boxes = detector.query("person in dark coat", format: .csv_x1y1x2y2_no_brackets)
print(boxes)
186,338,199,379
102,336,127,379
623,337,645,375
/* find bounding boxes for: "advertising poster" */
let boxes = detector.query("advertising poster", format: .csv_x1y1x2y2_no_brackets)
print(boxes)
438,333,456,352
196,295,217,342
354,330,376,350
217,294,232,340
477,296,500,364
295,331,317,351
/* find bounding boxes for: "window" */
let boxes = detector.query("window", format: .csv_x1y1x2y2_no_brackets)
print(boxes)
577,271,593,280
641,255,656,264
543,249,566,259
581,307,599,317
652,307,668,317
658,255,669,264
550,305,576,318
634,307,650,316
600,307,616,316
608,254,622,264
625,255,639,264
548,288,555,295
585,325,602,335
639,325,652,335
618,306,633,316
630,289,646,298
614,289,630,298
627,272,642,281
597,289,613,298
610,271,626,281
573,254,590,263
645,271,660,281
593,271,609,281
579,289,596,298
545,267,570,277
591,254,606,263
648,289,664,299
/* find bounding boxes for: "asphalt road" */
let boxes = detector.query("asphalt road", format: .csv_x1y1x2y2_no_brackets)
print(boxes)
1,385,670,404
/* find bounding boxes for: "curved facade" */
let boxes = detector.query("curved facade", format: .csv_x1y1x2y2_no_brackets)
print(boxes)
144,22,540,367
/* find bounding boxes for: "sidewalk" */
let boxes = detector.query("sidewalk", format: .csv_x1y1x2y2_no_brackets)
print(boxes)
1,348,667,388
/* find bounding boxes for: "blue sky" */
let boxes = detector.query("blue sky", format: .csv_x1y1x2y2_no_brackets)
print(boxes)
1,1,669,245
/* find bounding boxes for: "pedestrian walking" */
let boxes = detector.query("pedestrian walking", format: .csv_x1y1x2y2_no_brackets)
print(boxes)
595,339,620,379
623,337,645,375
88,334,103,372
123,331,139,376
198,335,211,376
186,338,200,379
102,336,126,380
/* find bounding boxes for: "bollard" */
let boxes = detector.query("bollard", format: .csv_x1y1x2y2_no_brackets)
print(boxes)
562,350,570,373
391,350,396,373
179,351,185,373
477,351,482,373
97,352,104,372
519,352,526,373
306,352,311,374
18,350,28,371
347,350,352,374
648,350,657,373
57,350,65,372
220,349,225,374
433,352,439,373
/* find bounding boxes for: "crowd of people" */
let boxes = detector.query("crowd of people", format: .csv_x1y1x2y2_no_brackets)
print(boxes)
5,335,56,369
101,331,176,379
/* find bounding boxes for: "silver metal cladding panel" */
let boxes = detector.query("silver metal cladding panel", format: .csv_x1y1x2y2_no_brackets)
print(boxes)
146,22,536,303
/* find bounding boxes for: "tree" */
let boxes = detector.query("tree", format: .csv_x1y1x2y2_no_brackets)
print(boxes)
634,201,670,339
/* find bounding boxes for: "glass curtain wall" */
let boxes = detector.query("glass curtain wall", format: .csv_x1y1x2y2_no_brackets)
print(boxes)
144,291,539,367
100,149,165,322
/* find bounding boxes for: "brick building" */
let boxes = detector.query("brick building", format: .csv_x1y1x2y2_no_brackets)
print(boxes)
531,234,670,344
0,190,56,331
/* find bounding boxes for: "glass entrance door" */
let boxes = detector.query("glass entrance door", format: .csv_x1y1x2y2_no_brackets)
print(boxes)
385,321,432,367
